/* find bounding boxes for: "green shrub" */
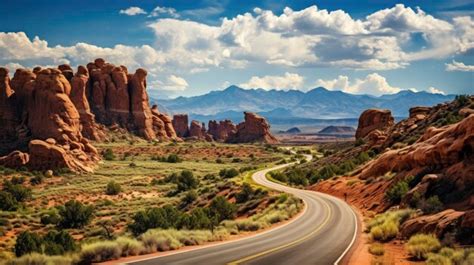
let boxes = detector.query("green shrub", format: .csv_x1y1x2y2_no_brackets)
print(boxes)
79,241,122,263
3,181,32,202
219,168,239,178
176,170,198,192
180,190,198,207
368,243,385,256
14,231,43,257
40,209,60,225
129,205,182,235
406,234,441,260
385,180,409,204
166,154,182,163
103,148,115,161
235,183,254,203
42,230,76,255
355,138,365,146
58,200,94,228
0,191,19,211
209,196,236,222
420,196,444,214
106,181,122,195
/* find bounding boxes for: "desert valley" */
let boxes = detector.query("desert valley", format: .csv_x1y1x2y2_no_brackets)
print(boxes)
0,1,473,265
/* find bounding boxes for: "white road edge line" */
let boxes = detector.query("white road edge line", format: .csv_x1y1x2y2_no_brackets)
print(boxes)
333,203,358,265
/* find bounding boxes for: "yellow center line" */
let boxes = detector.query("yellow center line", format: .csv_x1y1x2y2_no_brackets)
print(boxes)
227,197,332,265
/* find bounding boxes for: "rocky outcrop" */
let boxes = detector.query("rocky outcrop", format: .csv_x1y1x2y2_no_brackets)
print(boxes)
0,150,29,168
151,105,178,140
70,66,105,141
228,112,279,144
188,120,212,141
208,120,237,141
400,209,465,239
172,114,189,137
356,114,474,181
0,68,20,153
355,109,394,139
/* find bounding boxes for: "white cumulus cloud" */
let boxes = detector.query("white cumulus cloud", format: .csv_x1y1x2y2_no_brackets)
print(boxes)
119,7,147,16
149,6,179,18
427,87,446,95
445,60,474,72
239,72,304,90
315,73,400,96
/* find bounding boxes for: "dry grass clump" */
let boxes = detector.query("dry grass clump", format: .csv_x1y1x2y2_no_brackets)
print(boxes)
368,243,385,256
79,241,122,263
406,234,441,260
4,252,76,265
367,209,413,242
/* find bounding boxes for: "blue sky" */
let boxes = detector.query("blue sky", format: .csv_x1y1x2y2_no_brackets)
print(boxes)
0,0,473,98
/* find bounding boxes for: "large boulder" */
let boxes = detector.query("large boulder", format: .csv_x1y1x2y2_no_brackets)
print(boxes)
228,112,278,144
355,109,394,139
0,150,29,168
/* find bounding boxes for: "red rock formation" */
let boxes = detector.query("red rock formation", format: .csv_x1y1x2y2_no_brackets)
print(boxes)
70,66,105,141
58,64,74,83
0,67,20,153
129,68,157,140
0,150,29,168
228,112,278,144
355,109,394,139
400,209,465,239
189,120,206,140
151,105,178,140
208,120,236,141
172,114,189,137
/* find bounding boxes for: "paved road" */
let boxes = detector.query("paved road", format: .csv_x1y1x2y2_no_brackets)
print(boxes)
130,157,357,265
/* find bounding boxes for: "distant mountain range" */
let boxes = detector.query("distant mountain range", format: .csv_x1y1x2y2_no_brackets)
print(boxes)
154,86,455,125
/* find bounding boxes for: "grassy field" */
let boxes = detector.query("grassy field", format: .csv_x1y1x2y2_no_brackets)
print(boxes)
0,139,303,261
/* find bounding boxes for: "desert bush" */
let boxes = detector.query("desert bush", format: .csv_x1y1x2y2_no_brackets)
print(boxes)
420,196,444,214
180,190,198,207
235,183,254,203
79,241,122,263
369,243,385,256
30,175,44,185
426,247,474,265
42,230,76,255
219,168,239,178
235,220,261,231
58,200,94,229
176,170,198,192
129,205,182,235
385,180,409,204
368,209,413,242
406,234,441,260
106,181,122,195
14,231,43,257
209,196,236,222
3,181,32,202
355,138,366,146
40,209,60,225
103,148,115,161
0,191,19,211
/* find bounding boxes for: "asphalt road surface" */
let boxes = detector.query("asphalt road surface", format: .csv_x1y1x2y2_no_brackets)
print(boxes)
130,156,357,265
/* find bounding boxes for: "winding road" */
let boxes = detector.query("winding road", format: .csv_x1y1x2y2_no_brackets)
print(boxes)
129,156,358,265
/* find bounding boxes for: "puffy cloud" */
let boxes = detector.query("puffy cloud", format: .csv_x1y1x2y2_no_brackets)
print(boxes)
315,73,400,96
239,72,304,90
119,7,146,16
427,87,446,95
445,60,474,72
151,75,189,91
149,6,179,18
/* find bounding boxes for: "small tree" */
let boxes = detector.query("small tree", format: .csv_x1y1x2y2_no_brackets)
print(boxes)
181,190,198,207
3,181,32,202
43,230,76,255
176,170,198,192
209,196,236,222
105,181,122,195
58,200,94,228
14,231,43,257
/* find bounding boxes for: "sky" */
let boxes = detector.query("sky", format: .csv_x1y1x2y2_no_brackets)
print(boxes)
0,0,473,98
